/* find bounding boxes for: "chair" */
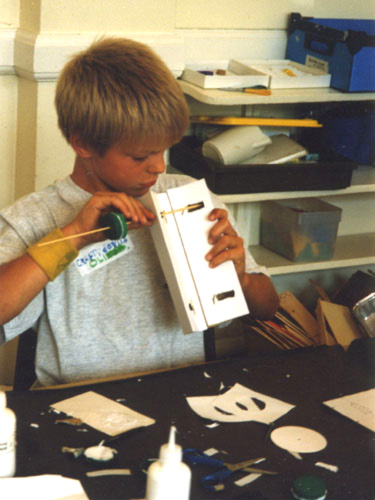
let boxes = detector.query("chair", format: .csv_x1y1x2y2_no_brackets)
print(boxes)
13,328,37,390
203,327,216,362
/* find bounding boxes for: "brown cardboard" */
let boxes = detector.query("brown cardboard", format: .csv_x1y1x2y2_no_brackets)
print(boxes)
316,299,362,349
279,291,320,342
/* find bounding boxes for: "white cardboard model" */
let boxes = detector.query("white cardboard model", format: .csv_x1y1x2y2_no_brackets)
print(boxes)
142,179,249,334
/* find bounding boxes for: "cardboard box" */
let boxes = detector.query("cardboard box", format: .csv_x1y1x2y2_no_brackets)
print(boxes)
260,198,342,262
286,13,375,92
142,179,249,334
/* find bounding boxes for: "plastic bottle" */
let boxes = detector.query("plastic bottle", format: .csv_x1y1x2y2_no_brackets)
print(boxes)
146,426,191,500
0,391,16,477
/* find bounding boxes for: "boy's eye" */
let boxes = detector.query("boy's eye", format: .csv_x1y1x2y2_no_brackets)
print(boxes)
132,155,148,162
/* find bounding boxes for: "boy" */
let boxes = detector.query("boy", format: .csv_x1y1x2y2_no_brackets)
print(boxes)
0,38,279,387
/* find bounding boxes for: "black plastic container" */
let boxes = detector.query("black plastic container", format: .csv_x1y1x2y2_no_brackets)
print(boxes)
169,136,356,195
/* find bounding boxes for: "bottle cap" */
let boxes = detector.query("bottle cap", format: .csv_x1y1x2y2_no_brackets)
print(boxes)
291,475,327,500
159,426,182,464
101,212,128,240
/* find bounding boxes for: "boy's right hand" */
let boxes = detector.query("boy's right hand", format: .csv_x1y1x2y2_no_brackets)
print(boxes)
62,191,155,249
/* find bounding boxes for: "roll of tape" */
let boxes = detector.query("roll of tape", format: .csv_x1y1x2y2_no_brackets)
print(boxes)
100,212,128,240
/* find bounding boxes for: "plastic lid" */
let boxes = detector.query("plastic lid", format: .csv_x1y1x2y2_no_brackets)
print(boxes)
291,475,327,500
101,212,128,240
0,391,6,409
159,426,182,464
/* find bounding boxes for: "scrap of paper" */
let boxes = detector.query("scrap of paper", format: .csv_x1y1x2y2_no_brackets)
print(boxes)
323,388,375,432
51,391,155,436
186,383,295,423
0,475,89,500
270,426,327,453
86,469,131,477
315,461,339,473
234,472,262,487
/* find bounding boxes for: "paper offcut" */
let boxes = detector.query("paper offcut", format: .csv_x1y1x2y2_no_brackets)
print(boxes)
186,383,295,423
51,391,155,436
323,388,375,432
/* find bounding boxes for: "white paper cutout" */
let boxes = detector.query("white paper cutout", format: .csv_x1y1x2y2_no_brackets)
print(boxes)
51,391,155,436
204,448,219,456
315,462,339,473
234,473,262,487
323,388,375,432
186,383,295,423
270,426,327,453
0,475,89,500
288,450,303,460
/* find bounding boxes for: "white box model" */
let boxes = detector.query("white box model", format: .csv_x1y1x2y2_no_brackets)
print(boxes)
181,59,269,89
231,59,331,88
142,179,249,334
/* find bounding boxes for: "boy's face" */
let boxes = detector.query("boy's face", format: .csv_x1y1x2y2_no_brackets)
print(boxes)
88,142,167,197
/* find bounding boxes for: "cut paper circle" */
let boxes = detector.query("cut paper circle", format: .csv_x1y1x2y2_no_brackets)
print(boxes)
271,426,327,453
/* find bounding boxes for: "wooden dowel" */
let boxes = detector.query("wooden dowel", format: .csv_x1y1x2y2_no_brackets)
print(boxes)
160,202,203,218
37,227,110,247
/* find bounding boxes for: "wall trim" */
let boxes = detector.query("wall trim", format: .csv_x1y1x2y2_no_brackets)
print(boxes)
0,29,16,75
0,28,287,81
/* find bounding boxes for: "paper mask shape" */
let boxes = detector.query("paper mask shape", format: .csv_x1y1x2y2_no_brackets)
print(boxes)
186,383,295,424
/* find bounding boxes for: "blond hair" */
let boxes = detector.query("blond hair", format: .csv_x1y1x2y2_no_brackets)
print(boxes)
55,37,189,155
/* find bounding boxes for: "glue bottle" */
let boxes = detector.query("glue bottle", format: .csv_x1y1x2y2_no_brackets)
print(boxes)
146,426,191,500
0,391,16,477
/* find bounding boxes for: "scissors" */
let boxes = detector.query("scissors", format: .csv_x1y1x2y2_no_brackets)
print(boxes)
183,449,278,492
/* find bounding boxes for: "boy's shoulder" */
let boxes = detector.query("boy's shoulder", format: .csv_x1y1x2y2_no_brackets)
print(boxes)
0,177,89,244
1,176,88,217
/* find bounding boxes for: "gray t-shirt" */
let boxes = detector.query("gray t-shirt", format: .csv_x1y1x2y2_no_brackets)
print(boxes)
0,173,266,386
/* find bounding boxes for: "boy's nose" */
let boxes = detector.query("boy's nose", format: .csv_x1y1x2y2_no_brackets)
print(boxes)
148,152,166,174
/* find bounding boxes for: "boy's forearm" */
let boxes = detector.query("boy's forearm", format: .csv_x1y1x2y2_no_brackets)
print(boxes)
0,254,49,326
240,272,280,320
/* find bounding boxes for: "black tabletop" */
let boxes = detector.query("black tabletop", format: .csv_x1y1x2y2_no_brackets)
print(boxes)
7,343,375,500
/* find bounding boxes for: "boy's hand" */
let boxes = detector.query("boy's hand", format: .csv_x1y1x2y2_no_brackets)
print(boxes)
205,208,246,281
62,191,155,249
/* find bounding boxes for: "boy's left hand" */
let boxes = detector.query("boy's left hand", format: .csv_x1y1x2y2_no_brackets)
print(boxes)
205,208,246,281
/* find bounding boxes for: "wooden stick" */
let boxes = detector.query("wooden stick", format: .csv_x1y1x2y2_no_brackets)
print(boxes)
160,202,204,218
37,227,110,247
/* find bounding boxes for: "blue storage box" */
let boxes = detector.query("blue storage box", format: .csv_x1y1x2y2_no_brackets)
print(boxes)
286,13,375,92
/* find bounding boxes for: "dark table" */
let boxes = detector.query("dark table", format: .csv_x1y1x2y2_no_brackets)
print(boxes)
7,342,375,500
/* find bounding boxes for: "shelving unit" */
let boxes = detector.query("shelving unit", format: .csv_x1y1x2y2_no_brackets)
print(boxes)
179,80,375,106
178,81,375,278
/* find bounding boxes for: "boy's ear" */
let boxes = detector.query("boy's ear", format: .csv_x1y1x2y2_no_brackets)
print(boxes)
70,134,94,158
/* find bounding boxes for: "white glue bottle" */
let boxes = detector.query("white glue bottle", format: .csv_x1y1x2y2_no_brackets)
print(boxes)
146,426,191,500
0,391,16,477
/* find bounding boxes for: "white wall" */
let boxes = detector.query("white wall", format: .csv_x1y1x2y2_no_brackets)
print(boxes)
1,0,374,202
0,75,17,208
